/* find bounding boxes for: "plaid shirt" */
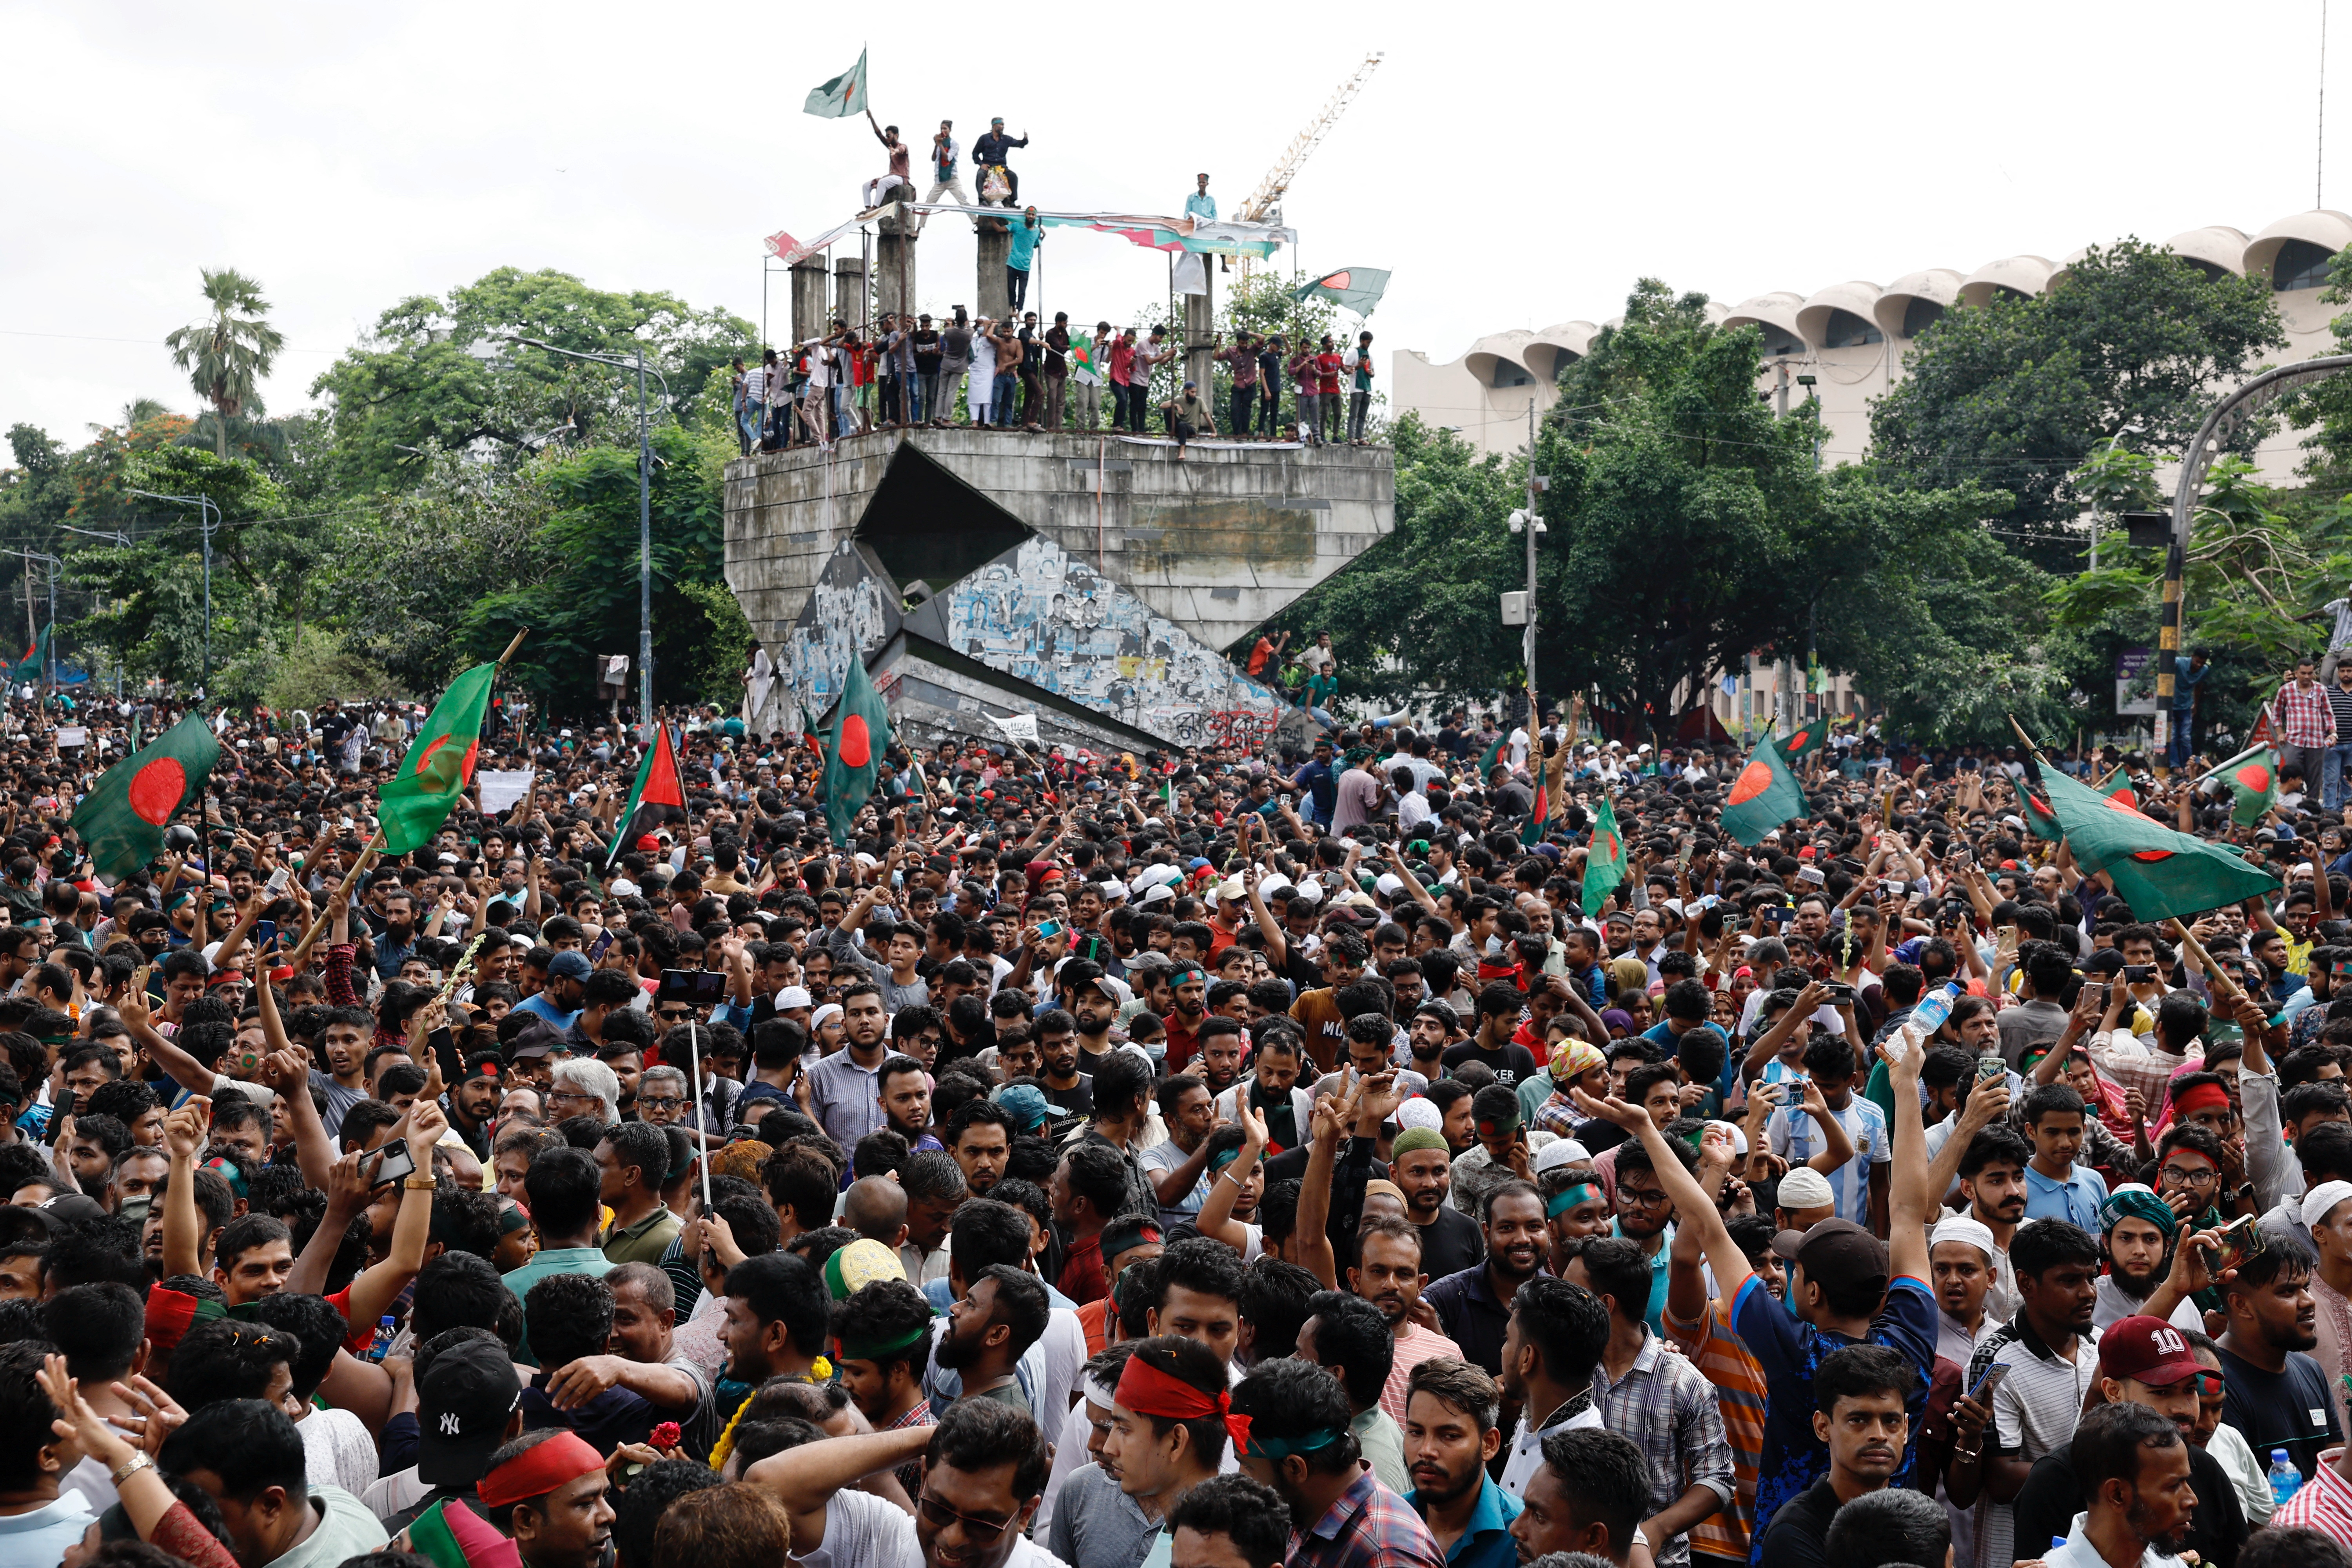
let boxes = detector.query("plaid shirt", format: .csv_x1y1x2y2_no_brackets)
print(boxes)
2279,679,2339,748
1589,1330,1736,1568
883,1399,936,1498
1289,1470,1449,1568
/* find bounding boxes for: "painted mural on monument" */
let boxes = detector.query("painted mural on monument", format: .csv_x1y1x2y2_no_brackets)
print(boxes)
774,541,902,728
912,536,1290,750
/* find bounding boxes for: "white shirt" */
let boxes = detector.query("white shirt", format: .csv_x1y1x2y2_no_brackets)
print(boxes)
1501,1400,1604,1496
807,1489,1073,1568
2044,1510,2186,1568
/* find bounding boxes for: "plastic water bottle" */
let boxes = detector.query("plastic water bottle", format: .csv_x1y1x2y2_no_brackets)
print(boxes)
1907,982,1962,1039
367,1315,397,1364
2271,1448,2303,1507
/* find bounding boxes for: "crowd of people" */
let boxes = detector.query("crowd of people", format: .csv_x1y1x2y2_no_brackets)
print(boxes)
11,669,2352,1568
731,321,1379,454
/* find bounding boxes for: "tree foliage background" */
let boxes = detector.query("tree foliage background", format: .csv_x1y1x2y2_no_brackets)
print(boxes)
0,267,757,719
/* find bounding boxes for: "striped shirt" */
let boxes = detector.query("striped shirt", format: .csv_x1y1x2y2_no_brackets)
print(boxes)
1662,1299,1766,1565
2272,1448,2352,1544
1962,1318,2102,1568
1590,1329,1734,1568
1379,1321,1467,1426
1768,1094,1889,1224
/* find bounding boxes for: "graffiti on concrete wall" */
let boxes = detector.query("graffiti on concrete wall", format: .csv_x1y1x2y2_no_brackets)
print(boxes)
773,542,901,727
916,536,1289,749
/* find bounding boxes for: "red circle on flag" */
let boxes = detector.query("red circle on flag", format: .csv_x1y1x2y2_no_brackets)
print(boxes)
2235,762,2273,793
414,734,480,786
2112,788,2139,809
127,758,185,826
1324,270,1352,289
1728,760,1773,805
838,715,872,769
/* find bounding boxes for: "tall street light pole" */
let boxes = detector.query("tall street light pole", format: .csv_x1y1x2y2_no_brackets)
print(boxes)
128,490,219,695
496,337,671,729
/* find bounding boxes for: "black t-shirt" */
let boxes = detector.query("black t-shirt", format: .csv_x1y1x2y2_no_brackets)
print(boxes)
1263,1144,1387,1186
2012,1445,2245,1567
2220,1345,2341,1480
914,330,942,372
1415,1202,1485,1281
1045,1072,1094,1118
1755,1476,1839,1568
1440,1040,1541,1089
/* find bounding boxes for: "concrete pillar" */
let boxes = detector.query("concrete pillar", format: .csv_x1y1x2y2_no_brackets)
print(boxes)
834,257,866,332
789,261,829,348
976,217,1010,323
1184,266,1216,405
875,230,917,332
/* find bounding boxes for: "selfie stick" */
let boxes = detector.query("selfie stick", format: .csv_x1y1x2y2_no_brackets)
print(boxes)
688,1013,712,1209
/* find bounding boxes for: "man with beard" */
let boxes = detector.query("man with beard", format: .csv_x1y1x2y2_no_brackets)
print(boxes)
2009,1316,2250,1566
2098,1186,2201,1332
1194,1018,1247,1100
715,1251,833,1425
1035,1009,1094,1120
1403,1357,1520,1568
2047,1403,2200,1568
1391,1127,1484,1284
751,1398,1067,1568
1423,1179,1542,1377
1062,962,1123,1077
1351,1213,1464,1424
2215,1234,2340,1482
947,1098,1015,1199
1754,1345,1915,1568
1931,1214,1999,1368
940,1263,1051,1414
1956,1123,2031,1323
1947,1218,2103,1568
445,1052,503,1161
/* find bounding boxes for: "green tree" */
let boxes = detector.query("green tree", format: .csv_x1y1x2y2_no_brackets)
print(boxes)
307,268,754,493
454,425,749,715
164,270,286,460
1869,240,2285,559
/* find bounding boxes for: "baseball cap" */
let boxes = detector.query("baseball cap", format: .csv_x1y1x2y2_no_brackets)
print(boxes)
1775,1167,1835,1213
1769,1216,1888,1288
417,1336,523,1486
995,1083,1064,1132
1059,961,1116,1001
2098,1315,2205,1388
547,950,593,981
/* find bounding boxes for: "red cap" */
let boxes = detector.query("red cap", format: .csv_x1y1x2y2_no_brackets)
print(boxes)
2099,1316,2204,1387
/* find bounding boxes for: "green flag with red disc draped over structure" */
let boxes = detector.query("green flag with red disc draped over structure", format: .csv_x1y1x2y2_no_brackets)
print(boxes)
2039,761,2278,921
1719,736,1806,847
377,661,496,855
72,712,220,880
822,655,892,844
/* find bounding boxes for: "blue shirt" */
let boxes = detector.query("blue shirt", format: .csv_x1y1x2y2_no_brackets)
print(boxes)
1409,1474,1521,1568
512,993,580,1032
1007,222,1042,270
1731,1273,1937,1564
1609,1217,1672,1338
1184,191,1218,222
2022,1160,2109,1229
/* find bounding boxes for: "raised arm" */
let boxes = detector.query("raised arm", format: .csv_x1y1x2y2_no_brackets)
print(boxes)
1575,1087,1750,1301
1194,1101,1266,1257
1880,1027,1931,1283
160,1097,211,1282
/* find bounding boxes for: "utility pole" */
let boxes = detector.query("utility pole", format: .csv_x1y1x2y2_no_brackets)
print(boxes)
1506,403,1549,736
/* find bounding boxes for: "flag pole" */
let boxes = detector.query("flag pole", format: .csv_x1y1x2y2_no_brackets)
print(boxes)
688,1013,713,1210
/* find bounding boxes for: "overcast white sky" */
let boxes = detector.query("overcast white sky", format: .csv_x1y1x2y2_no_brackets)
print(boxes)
3,0,2341,449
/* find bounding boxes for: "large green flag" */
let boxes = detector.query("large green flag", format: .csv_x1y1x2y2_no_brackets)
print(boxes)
1584,792,1628,904
377,662,496,855
2041,763,2279,921
1720,736,1806,847
821,655,893,844
1294,267,1391,318
2022,767,2133,843
71,713,220,880
607,721,686,860
804,49,869,118
9,625,50,684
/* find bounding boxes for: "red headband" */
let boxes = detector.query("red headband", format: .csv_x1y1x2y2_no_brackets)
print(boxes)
479,1432,606,1508
2172,1082,2233,1118
1114,1354,1252,1453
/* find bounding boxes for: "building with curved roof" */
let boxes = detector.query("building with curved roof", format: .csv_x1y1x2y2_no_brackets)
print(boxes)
1392,210,2352,486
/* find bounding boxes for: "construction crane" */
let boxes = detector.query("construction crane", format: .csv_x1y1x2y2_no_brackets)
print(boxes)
1234,51,1383,292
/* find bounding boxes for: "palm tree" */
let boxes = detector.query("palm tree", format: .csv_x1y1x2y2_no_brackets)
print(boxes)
164,269,285,458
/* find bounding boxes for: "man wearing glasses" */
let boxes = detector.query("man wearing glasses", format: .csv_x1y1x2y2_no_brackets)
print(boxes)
748,1398,1061,1568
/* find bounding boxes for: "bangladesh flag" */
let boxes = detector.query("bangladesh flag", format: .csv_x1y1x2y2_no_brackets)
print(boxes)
2040,764,2278,922
1720,737,1805,847
1294,267,1391,318
803,49,868,118
377,661,496,855
1585,792,1628,903
1782,714,1831,757
821,654,892,844
9,625,49,684
608,722,686,859
2203,744,2280,826
71,713,220,880
2022,767,2132,842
